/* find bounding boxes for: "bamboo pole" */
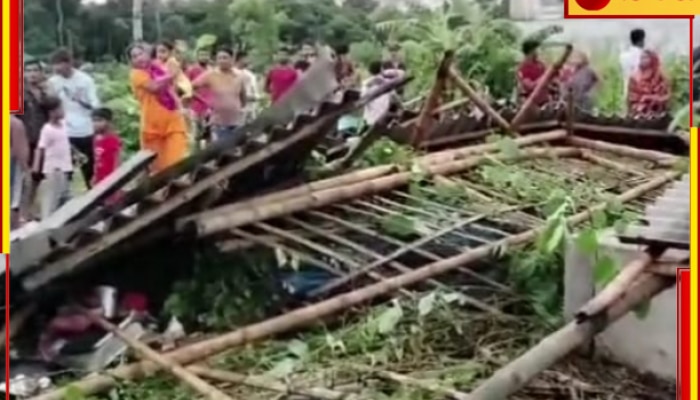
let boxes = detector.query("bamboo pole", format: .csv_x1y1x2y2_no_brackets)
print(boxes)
575,249,661,322
411,52,453,146
186,147,578,236
399,97,472,128
1,304,36,348
347,364,469,400
309,203,527,298
188,366,358,400
447,68,514,135
465,273,675,400
510,44,573,131
565,87,574,136
566,136,679,165
32,172,677,400
217,128,563,219
420,129,566,164
287,216,504,315
580,150,645,177
325,120,388,172
83,311,236,400
219,165,397,215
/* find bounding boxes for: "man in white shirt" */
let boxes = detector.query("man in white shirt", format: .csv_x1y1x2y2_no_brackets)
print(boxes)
619,28,645,103
235,51,260,122
47,48,100,187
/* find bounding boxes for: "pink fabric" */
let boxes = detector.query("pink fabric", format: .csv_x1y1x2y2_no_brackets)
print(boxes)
93,132,122,184
266,66,298,103
38,122,73,173
144,62,177,111
187,65,212,116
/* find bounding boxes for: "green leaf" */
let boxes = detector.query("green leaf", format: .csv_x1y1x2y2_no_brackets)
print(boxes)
539,217,566,254
380,214,416,238
418,292,437,316
377,303,403,334
196,34,217,50
590,209,608,229
266,357,298,378
575,229,599,255
593,255,618,286
64,386,86,400
634,299,652,319
613,219,629,235
287,339,309,359
441,292,467,305
497,137,520,159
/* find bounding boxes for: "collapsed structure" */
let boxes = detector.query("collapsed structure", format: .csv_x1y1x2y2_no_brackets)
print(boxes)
5,47,689,399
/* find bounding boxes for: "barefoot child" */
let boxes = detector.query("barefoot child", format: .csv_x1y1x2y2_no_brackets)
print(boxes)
33,96,73,219
92,108,122,185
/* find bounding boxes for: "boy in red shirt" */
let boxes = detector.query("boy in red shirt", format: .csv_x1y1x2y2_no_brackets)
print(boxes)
91,108,122,185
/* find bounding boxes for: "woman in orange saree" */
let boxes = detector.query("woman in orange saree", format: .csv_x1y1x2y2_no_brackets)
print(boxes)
129,44,188,173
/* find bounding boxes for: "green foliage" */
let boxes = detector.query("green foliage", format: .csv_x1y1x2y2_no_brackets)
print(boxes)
163,249,288,331
92,64,140,154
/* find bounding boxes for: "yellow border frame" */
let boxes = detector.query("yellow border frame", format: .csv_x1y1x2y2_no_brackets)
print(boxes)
691,128,697,400
2,0,10,251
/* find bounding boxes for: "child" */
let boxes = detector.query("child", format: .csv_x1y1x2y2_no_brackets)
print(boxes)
92,108,122,185
33,96,72,220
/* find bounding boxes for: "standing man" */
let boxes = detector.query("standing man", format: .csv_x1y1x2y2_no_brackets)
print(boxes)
192,46,247,143
235,51,259,121
619,28,645,103
47,48,100,187
19,59,49,214
265,50,298,104
187,48,214,140
10,115,30,228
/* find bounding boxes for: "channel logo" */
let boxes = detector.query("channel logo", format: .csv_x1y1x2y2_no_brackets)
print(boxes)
574,0,611,11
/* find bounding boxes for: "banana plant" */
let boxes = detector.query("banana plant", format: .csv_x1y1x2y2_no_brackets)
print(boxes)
667,55,699,131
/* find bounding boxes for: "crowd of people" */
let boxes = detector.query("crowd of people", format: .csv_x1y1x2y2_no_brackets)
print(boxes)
517,28,672,118
9,27,675,230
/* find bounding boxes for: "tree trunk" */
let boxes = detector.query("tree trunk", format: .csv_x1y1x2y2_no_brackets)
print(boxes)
55,0,64,46
133,0,144,42
153,0,162,40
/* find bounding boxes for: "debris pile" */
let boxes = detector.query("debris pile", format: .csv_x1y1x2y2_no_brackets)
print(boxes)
5,47,688,400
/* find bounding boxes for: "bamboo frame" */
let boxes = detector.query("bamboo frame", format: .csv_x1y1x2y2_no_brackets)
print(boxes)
188,147,579,236
32,171,678,400
29,120,685,400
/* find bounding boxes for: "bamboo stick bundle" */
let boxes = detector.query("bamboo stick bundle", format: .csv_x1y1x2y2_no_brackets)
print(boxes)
566,136,679,165
83,311,236,400
465,272,675,400
32,172,677,400
188,366,360,400
220,165,398,215
203,129,566,221
308,203,528,298
419,129,566,164
185,147,579,237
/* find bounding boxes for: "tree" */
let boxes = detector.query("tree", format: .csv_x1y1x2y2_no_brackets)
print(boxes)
376,0,521,98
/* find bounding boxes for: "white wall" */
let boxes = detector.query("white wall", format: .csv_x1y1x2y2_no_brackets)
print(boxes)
565,230,685,380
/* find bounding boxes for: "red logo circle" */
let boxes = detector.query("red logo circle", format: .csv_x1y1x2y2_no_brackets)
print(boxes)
574,0,611,11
